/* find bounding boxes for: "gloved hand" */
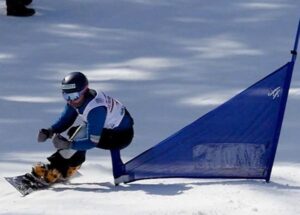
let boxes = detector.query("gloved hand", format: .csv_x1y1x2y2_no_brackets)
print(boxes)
37,128,54,142
52,134,72,149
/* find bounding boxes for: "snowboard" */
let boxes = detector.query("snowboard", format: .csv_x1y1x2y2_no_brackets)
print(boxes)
5,173,51,196
5,172,82,196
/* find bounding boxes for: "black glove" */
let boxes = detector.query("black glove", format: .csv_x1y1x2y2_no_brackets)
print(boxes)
52,134,72,149
37,128,54,142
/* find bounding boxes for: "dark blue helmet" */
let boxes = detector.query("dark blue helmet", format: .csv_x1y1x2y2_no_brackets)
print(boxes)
61,72,88,94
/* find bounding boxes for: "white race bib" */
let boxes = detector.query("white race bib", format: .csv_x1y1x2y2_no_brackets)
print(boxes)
79,91,125,129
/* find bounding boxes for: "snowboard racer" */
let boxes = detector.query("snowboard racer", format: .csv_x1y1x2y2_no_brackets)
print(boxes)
33,72,134,185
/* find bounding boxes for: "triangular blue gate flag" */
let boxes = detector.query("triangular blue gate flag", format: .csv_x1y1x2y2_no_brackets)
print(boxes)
121,20,300,184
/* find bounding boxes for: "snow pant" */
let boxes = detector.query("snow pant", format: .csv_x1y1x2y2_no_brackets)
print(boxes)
6,0,35,17
97,127,134,178
47,122,134,178
6,0,22,7
6,0,32,8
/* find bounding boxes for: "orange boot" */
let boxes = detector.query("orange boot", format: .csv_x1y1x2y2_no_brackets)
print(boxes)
32,162,62,184
65,165,81,179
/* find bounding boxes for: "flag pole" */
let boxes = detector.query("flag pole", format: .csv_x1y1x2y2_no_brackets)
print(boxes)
266,20,300,182
291,19,300,63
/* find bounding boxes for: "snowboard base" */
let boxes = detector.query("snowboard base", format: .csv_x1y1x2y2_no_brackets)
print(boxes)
5,173,50,196
5,172,82,196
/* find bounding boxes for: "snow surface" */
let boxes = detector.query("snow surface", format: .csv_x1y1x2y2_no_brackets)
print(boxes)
0,0,300,214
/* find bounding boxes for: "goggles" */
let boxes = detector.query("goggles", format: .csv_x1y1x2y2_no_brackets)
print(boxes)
62,88,86,101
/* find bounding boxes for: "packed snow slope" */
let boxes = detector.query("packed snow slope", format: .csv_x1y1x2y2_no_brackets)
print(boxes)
0,0,300,214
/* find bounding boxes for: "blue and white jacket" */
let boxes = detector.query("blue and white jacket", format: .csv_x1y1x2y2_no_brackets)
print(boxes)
51,90,133,151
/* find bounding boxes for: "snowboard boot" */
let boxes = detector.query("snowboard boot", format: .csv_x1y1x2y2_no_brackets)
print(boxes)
65,165,81,178
32,162,81,183
44,169,62,183
32,163,62,184
6,0,35,17
31,162,48,178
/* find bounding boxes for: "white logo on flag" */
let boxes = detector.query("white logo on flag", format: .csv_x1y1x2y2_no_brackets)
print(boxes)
268,87,282,99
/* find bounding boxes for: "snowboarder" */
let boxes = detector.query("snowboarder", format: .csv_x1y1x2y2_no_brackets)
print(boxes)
34,72,134,185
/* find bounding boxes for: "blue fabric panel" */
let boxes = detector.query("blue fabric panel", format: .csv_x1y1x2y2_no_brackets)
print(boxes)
125,62,293,182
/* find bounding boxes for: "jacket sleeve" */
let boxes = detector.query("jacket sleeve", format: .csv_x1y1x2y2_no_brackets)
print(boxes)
51,104,78,133
71,106,107,150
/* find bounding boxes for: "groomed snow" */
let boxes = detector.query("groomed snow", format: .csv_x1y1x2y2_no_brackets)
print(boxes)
0,0,299,214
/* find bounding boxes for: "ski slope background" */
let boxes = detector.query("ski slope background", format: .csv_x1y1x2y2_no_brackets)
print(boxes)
0,0,300,214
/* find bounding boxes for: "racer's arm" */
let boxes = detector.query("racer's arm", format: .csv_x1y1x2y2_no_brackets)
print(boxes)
71,106,107,150
51,104,78,133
